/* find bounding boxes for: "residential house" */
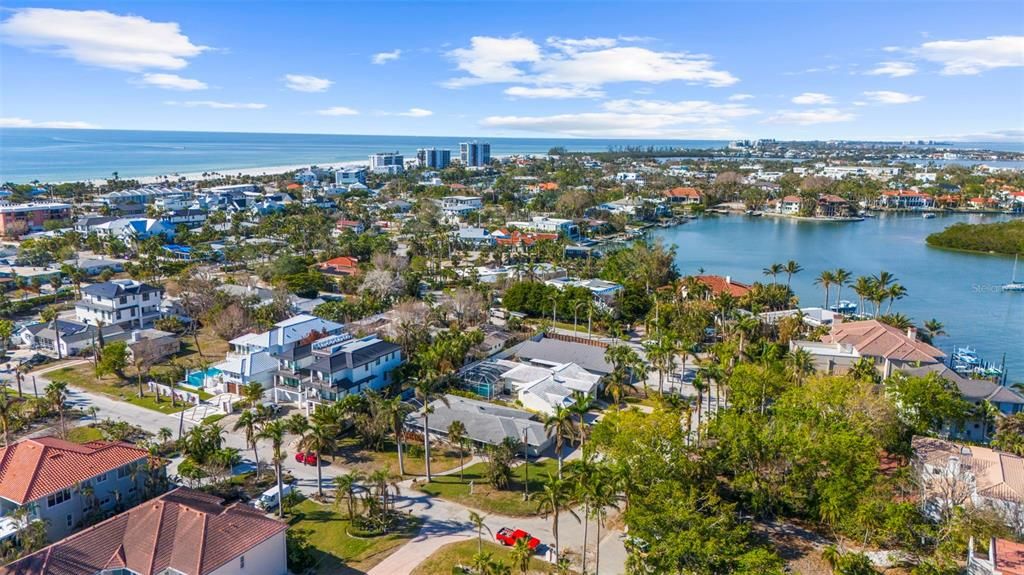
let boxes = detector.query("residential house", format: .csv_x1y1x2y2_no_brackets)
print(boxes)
791,319,944,378
273,333,403,413
515,336,613,377
1,488,287,575
770,195,802,215
967,537,1024,575
405,394,553,457
816,194,856,218
88,218,175,243
662,187,702,204
545,277,622,304
319,256,360,277
454,227,494,247
504,216,579,239
0,437,155,543
76,280,164,329
913,437,1024,534
335,167,368,186
334,219,366,235
685,275,752,299
492,229,560,248
21,319,128,357
878,190,935,209
125,329,180,365
62,257,126,276
439,196,483,218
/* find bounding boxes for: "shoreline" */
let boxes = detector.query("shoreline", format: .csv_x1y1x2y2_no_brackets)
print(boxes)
77,159,372,187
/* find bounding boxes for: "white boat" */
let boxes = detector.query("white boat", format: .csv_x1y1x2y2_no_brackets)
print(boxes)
829,300,857,314
922,213,936,219
1003,254,1024,292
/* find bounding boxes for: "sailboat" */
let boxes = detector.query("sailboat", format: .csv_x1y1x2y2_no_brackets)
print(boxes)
1003,254,1024,292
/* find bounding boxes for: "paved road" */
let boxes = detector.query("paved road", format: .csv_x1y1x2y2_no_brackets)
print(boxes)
25,361,628,575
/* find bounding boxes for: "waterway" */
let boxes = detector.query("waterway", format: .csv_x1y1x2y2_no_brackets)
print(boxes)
648,212,1024,381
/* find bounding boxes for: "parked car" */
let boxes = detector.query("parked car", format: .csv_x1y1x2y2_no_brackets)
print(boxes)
295,451,317,465
255,483,295,511
496,527,540,550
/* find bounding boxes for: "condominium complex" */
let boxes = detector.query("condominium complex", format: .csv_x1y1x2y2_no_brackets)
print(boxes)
417,148,452,169
459,141,491,167
369,151,404,174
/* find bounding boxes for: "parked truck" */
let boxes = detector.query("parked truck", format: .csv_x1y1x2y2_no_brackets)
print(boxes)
255,483,295,511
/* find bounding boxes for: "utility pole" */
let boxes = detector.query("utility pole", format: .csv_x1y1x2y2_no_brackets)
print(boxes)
523,430,530,501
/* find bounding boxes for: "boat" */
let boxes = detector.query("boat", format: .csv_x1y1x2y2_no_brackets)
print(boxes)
1003,254,1024,292
922,213,936,219
950,346,1005,380
829,300,857,314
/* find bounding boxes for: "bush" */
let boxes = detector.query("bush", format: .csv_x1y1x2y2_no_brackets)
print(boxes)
286,529,317,573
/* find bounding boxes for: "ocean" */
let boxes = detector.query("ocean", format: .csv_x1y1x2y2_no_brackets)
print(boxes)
1,127,1021,184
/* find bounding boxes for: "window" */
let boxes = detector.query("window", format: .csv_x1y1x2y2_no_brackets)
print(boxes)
47,488,71,507
66,514,73,528
96,472,107,482
239,556,245,569
117,464,132,478
119,296,127,305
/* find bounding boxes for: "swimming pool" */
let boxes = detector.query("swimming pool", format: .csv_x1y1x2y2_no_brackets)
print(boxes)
186,368,222,388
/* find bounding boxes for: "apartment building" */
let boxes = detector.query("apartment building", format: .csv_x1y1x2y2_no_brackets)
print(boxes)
417,148,452,169
369,152,404,174
460,141,491,167
0,202,72,236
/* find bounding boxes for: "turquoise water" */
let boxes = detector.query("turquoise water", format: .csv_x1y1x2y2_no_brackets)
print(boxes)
186,367,222,388
649,212,1024,382
0,128,728,183
2,128,1021,184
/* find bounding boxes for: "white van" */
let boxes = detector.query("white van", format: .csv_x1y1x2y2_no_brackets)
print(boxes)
256,483,294,511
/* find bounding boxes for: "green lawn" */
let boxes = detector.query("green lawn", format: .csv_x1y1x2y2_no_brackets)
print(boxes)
411,540,562,575
202,413,227,425
416,458,561,517
66,425,105,443
45,364,196,414
332,436,465,478
287,499,421,574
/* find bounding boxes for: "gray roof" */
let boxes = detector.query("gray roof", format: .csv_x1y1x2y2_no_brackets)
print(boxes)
309,340,400,373
516,337,612,376
406,394,550,448
901,364,1024,406
82,280,161,299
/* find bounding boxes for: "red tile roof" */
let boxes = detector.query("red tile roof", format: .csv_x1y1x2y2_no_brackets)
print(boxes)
0,437,148,504
2,488,288,575
494,230,559,246
821,320,945,363
663,187,701,199
694,275,751,297
996,538,1024,575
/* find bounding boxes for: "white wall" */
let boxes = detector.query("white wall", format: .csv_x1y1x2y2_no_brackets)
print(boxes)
208,530,287,575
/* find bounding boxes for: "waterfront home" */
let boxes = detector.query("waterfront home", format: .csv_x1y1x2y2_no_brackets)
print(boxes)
76,279,164,329
970,196,1000,209
967,537,1024,575
878,189,935,209
686,275,752,299
405,394,553,457
2,488,288,575
0,436,156,543
901,364,1024,441
913,437,1024,535
0,202,72,237
273,333,402,413
661,187,702,204
769,195,801,215
545,277,623,304
504,216,580,239
791,319,944,378
815,194,855,218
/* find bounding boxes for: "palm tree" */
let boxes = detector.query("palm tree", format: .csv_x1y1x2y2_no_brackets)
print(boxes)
785,348,815,385
814,270,836,309
334,471,364,520
588,468,619,575
0,390,15,447
568,392,593,448
240,381,264,408
979,400,1000,440
784,260,803,288
832,268,852,304
232,410,262,480
382,395,412,476
45,381,68,438
413,377,448,482
447,420,468,482
532,473,580,564
851,276,874,317
258,419,287,518
885,283,907,314
762,263,784,285
468,510,491,554
298,421,339,497
509,538,532,575
544,406,575,479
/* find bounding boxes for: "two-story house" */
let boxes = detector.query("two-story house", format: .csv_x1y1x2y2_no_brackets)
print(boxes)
75,280,164,329
273,333,402,414
0,436,156,544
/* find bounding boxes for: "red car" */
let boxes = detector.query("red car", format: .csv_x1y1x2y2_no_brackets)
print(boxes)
496,527,540,550
294,452,317,465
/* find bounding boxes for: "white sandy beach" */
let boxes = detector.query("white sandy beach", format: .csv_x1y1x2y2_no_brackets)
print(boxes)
82,159,371,186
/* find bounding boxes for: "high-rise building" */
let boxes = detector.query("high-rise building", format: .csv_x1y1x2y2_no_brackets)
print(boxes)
417,148,451,169
459,141,491,167
369,151,404,174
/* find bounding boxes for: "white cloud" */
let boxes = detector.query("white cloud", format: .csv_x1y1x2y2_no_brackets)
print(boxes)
862,90,923,104
445,35,737,89
504,86,604,99
0,8,206,71
398,108,433,117
140,73,207,91
372,49,401,65
791,92,834,105
728,93,754,101
317,106,359,116
917,35,1024,75
866,61,917,77
0,117,98,129
764,108,855,125
166,100,266,109
479,98,757,138
283,74,333,93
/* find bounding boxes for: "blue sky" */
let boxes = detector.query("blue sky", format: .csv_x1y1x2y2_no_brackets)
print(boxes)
1,1,1022,141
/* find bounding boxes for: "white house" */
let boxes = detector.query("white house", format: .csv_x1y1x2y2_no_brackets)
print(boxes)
76,279,164,329
440,195,483,217
505,216,579,239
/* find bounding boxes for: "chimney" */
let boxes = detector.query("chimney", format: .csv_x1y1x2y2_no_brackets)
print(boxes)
990,538,996,564
725,276,731,285
907,326,917,341
130,330,140,343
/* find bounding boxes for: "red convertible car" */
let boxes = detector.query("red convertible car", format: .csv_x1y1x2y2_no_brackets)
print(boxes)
495,527,540,550
294,452,318,465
